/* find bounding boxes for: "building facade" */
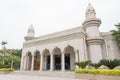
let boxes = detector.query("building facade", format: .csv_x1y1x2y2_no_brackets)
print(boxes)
20,4,120,71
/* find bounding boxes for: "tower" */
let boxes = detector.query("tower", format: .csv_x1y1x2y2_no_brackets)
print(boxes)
82,4,103,63
24,24,35,41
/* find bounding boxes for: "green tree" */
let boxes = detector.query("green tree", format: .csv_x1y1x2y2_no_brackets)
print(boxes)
14,49,22,58
0,41,8,65
111,23,120,47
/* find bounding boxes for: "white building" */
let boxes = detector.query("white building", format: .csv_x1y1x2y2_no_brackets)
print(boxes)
20,4,120,71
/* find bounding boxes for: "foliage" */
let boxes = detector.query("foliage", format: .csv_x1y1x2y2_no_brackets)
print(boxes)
89,63,101,69
13,49,22,58
0,68,14,71
0,48,22,69
75,69,120,76
99,59,120,69
74,60,91,69
1,41,7,46
110,23,120,47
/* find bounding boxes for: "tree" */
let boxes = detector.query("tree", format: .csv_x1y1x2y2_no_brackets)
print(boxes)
111,23,120,47
0,41,8,65
1,47,9,65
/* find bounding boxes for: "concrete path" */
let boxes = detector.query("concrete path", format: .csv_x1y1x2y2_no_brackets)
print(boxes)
0,74,86,80
0,71,87,80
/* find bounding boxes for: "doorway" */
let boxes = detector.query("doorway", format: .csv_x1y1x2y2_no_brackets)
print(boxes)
54,55,61,70
65,54,70,70
47,55,50,70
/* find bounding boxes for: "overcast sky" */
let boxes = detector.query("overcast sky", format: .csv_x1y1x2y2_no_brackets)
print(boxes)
0,0,120,49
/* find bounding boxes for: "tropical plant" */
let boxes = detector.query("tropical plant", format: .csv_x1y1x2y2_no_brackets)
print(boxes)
98,59,120,69
110,23,120,47
74,60,91,69
89,63,101,69
0,47,9,65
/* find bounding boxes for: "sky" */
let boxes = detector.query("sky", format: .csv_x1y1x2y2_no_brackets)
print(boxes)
0,0,120,49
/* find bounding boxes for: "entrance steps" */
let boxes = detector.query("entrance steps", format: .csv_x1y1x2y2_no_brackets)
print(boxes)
8,71,76,78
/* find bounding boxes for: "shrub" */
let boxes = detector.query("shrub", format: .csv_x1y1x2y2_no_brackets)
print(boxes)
75,69,120,76
74,60,91,69
89,63,101,69
99,59,120,69
0,68,14,71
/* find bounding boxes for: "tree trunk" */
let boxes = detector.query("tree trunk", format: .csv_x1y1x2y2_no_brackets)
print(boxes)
11,58,13,69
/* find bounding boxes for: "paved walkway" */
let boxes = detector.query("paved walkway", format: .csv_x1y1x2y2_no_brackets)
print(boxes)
0,71,87,80
0,74,86,80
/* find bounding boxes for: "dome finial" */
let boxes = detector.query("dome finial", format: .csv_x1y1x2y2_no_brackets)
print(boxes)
24,24,35,41
27,24,35,37
85,3,96,19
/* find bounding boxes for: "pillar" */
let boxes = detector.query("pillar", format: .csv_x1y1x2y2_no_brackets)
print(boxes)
61,53,65,71
75,50,79,69
31,55,35,71
20,56,24,71
23,56,27,70
82,4,103,63
50,53,54,71
40,54,43,71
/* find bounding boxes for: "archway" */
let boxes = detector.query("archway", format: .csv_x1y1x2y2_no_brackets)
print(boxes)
34,51,40,70
53,47,62,70
43,48,50,70
64,45,75,70
27,52,32,70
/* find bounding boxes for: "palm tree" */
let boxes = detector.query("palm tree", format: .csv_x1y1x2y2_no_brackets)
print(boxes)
1,41,7,47
111,23,120,47
0,41,8,65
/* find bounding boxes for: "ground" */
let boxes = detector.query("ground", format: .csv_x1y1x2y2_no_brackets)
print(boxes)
0,71,86,80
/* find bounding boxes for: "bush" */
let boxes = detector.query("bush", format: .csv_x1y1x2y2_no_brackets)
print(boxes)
74,60,91,69
99,59,120,69
75,69,120,76
89,63,101,69
0,68,14,71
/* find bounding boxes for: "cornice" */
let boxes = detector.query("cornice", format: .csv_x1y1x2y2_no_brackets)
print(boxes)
82,18,101,30
86,38,104,45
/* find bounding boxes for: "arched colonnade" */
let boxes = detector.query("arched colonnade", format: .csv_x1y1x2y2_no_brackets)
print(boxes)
21,45,80,71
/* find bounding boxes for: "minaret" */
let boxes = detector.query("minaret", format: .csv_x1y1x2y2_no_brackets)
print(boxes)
82,4,103,63
24,24,35,41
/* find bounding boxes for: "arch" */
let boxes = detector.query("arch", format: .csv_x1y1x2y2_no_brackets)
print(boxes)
64,45,75,70
52,47,62,70
33,50,40,56
26,51,32,70
42,48,50,70
34,50,40,70
53,47,61,54
43,48,50,56
64,45,75,54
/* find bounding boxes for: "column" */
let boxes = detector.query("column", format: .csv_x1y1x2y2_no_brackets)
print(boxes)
31,55,35,71
23,56,27,70
62,53,65,71
20,56,24,71
75,50,79,69
40,54,43,71
50,53,54,71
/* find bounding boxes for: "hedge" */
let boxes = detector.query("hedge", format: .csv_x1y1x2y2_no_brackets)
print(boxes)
75,69,120,76
0,68,14,71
